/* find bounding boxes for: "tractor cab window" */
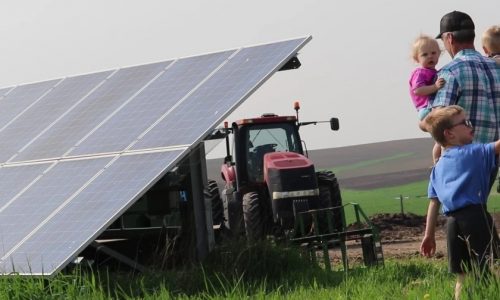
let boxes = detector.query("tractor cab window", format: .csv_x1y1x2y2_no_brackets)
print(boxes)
245,123,300,182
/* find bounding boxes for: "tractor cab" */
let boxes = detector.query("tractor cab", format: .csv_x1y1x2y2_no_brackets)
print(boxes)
234,114,303,184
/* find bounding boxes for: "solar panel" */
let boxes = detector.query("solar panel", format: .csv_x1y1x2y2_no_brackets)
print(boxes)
0,157,112,259
12,61,171,162
0,36,311,275
131,40,304,150
0,72,112,163
0,80,60,131
70,51,235,156
0,164,49,209
0,150,183,274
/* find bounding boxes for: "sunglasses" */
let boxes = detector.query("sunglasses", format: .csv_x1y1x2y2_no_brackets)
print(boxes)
449,119,473,129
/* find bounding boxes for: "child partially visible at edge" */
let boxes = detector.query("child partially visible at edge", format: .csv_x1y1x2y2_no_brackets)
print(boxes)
482,25,500,193
409,35,445,164
420,105,500,300
482,25,500,64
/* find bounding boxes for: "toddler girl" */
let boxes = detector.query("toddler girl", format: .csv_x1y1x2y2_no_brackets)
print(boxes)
409,35,445,163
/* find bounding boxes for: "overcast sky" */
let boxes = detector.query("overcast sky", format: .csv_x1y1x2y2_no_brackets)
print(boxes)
1,1,498,156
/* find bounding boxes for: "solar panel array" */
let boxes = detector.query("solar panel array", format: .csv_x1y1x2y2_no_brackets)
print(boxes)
0,36,311,275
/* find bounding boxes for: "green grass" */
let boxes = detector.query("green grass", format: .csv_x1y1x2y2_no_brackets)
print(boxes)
1,248,498,299
340,180,429,224
339,179,500,224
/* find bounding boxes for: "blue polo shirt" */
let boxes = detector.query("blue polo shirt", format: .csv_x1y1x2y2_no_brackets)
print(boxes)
428,143,496,215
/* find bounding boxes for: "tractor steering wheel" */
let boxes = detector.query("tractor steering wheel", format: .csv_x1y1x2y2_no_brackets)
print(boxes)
254,143,277,155
248,143,277,180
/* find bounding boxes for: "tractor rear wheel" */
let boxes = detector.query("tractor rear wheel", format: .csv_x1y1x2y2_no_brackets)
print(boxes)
242,192,264,241
317,171,343,232
204,180,224,228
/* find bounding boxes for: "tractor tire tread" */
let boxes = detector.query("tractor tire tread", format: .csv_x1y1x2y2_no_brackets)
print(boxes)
242,192,264,241
204,179,224,227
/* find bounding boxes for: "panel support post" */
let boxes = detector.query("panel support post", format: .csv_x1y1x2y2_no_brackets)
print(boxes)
189,143,214,261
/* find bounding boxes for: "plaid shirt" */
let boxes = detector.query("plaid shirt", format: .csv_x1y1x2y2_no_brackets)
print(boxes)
431,49,500,143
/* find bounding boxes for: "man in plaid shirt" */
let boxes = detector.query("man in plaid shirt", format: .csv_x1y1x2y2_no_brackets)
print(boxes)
432,11,500,144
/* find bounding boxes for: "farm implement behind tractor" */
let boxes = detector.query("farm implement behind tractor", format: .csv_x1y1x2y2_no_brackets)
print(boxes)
290,202,383,270
206,101,384,270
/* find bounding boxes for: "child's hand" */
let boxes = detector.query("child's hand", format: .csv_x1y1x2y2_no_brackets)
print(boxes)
435,78,445,89
420,235,436,257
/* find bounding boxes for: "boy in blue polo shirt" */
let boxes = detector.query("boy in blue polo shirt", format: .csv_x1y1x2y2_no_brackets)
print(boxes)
420,105,499,299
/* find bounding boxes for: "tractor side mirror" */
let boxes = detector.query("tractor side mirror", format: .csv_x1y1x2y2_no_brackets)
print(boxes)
330,118,339,131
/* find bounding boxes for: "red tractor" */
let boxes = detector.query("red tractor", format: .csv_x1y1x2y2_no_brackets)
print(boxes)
210,102,343,240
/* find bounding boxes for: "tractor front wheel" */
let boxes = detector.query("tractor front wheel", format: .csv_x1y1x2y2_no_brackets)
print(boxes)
242,192,264,241
317,171,343,232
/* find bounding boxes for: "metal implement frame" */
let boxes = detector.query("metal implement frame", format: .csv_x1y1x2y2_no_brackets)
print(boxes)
290,202,384,271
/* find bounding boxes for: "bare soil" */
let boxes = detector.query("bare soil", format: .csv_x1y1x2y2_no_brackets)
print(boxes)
333,212,500,263
368,212,447,259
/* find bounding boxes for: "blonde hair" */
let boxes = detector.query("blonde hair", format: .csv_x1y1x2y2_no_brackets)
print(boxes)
411,35,440,62
424,105,464,146
482,25,500,54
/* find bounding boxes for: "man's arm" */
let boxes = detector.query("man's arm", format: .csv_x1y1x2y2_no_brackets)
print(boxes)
420,198,440,257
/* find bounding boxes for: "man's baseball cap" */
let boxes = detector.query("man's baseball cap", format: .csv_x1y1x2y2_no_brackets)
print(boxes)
436,11,475,39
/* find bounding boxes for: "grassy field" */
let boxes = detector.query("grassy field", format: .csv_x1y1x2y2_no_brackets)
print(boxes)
340,179,500,224
1,244,498,299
